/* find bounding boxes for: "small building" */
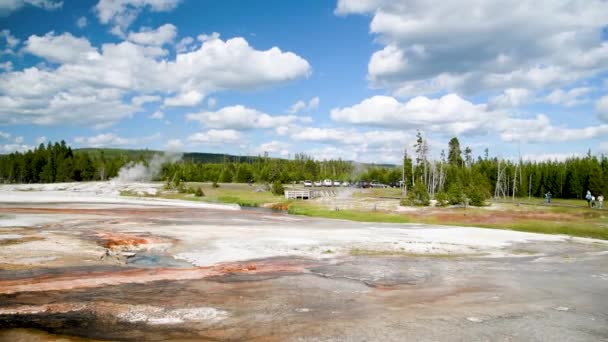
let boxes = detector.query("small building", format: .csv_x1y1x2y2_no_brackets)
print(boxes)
284,189,316,200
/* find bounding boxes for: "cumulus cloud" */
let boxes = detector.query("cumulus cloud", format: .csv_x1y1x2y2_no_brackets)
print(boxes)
489,88,531,109
127,23,177,46
288,96,319,114
255,140,290,156
23,31,97,63
188,129,241,144
131,94,161,106
0,143,32,153
0,29,20,55
175,36,194,53
497,114,608,143
0,32,310,126
0,131,11,139
337,0,608,96
186,105,312,130
331,94,492,136
331,93,608,144
293,127,410,147
74,133,131,147
163,90,203,107
545,87,591,107
95,0,181,35
73,131,160,147
0,0,62,16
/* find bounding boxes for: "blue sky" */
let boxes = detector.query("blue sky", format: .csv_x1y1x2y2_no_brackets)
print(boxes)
0,0,607,163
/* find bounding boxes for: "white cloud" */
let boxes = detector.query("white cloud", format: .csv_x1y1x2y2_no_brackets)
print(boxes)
288,96,320,114
74,133,131,147
187,129,241,144
0,143,32,153
337,0,608,96
292,127,411,147
595,95,608,122
545,87,591,107
0,32,310,126
35,136,46,144
14,136,23,143
489,88,531,109
24,31,97,63
131,94,161,106
127,23,177,46
207,97,216,108
0,131,10,139
0,29,20,55
0,0,62,16
149,110,163,119
521,153,583,162
163,90,203,107
76,16,88,28
331,93,608,144
186,105,311,130
175,36,194,53
0,61,12,72
254,140,290,156
497,114,608,143
95,0,180,35
330,94,492,136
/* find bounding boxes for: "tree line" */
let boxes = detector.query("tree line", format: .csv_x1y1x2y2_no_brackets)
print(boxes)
1,138,606,201
0,141,144,183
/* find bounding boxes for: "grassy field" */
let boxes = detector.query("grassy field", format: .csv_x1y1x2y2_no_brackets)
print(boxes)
287,202,412,223
170,182,286,207
122,182,608,240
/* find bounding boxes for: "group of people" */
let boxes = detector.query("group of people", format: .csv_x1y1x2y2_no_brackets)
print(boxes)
586,190,604,209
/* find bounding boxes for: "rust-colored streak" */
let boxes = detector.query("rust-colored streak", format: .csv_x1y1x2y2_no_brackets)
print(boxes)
95,232,159,249
0,259,317,295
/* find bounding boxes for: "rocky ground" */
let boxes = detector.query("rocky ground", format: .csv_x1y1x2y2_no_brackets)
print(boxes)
0,183,606,341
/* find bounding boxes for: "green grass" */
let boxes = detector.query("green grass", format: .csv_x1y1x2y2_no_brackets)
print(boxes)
287,202,411,223
349,248,472,258
122,182,287,207
496,196,591,207
480,220,608,240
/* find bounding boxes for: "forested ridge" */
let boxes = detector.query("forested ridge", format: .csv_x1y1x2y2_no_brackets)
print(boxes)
0,137,606,200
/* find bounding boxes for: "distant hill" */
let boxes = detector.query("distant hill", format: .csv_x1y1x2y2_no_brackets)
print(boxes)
73,148,258,163
73,148,396,167
74,148,160,160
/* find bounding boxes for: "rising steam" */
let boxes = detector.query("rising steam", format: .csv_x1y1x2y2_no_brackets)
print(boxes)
112,153,182,183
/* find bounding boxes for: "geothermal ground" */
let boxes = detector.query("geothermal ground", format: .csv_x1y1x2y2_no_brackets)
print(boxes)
0,183,607,341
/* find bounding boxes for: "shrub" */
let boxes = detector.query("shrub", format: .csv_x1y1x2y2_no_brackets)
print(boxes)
194,187,205,197
212,181,220,188
447,182,465,205
466,184,489,206
403,182,430,206
271,181,285,196
435,192,449,207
